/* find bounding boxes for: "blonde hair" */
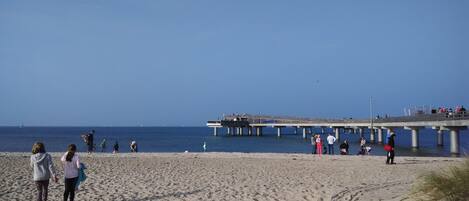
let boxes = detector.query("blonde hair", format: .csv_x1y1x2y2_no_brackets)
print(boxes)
32,142,46,154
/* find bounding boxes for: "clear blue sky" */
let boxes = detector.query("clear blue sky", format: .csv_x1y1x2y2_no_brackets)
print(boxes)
1,1,468,126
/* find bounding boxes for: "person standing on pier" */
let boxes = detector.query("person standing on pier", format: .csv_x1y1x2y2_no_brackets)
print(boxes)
326,133,336,155
386,134,396,164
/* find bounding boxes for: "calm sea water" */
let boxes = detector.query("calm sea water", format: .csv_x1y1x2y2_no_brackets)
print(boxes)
0,127,468,157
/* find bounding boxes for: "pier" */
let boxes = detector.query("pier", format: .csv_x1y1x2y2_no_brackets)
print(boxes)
207,113,469,155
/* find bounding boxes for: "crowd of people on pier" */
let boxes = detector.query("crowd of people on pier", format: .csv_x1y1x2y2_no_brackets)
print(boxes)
433,105,466,117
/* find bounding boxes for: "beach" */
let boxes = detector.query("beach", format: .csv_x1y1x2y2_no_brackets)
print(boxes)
0,152,463,201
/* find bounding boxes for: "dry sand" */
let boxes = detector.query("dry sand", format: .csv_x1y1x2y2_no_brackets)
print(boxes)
0,152,463,201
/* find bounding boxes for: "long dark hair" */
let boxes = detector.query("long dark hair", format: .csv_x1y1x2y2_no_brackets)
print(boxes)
32,142,46,154
66,144,77,162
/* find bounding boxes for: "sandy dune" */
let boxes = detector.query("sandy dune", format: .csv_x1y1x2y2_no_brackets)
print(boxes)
0,152,463,201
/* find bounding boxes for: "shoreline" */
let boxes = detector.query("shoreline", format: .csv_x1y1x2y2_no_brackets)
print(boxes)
1,151,465,159
1,152,464,200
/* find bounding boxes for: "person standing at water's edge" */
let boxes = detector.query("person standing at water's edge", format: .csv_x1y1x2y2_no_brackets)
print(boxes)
61,144,80,201
339,140,349,155
315,135,322,156
311,134,317,154
100,138,106,152
130,140,138,152
326,133,336,155
113,141,119,154
81,130,95,154
386,134,396,165
31,142,58,201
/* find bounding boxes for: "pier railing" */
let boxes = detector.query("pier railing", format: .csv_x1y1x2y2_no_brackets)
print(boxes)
221,111,469,125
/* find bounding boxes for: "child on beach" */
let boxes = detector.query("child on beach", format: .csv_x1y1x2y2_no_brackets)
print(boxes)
31,142,58,201
315,135,322,156
61,144,80,201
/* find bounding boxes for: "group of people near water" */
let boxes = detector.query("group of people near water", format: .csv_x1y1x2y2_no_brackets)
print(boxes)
81,130,138,153
310,132,396,164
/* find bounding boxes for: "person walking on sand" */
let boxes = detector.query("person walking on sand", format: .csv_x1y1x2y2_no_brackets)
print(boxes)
100,138,106,152
386,133,396,164
326,133,336,155
61,144,80,201
31,142,58,201
315,135,323,156
113,141,119,154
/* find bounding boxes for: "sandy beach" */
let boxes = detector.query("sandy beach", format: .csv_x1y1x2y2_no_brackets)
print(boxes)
0,152,463,201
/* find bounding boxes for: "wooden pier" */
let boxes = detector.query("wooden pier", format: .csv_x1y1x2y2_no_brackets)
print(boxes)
207,113,469,155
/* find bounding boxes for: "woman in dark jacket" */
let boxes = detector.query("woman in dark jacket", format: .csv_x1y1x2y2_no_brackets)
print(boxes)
386,134,396,164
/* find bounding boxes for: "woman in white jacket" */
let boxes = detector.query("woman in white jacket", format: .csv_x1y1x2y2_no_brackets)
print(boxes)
61,144,80,201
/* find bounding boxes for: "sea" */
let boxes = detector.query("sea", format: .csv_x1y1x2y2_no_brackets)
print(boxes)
0,126,468,157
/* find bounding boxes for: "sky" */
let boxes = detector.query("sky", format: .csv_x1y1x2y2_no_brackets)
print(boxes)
0,1,468,126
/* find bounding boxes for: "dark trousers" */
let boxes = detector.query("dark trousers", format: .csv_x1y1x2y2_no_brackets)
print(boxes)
35,180,49,201
386,151,395,164
64,177,78,201
328,144,334,155
312,145,317,154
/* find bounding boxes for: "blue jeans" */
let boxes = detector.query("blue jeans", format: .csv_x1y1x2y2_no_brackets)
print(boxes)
328,144,334,155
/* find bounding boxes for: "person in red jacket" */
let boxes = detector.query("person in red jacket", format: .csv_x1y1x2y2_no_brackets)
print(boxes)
386,134,396,164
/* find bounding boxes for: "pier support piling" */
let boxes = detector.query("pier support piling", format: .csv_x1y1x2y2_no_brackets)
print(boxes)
370,128,375,143
450,128,460,155
213,127,218,136
411,129,419,148
377,128,383,144
227,127,231,135
437,129,444,146
277,127,282,137
405,127,423,149
334,127,340,141
302,127,307,139
359,128,364,139
442,126,467,155
248,127,252,136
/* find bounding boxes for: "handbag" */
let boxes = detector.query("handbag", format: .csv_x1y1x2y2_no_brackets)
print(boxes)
384,144,392,152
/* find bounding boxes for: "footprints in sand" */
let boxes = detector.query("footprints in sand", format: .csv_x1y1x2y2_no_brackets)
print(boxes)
330,181,412,201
